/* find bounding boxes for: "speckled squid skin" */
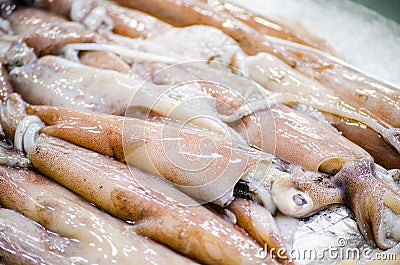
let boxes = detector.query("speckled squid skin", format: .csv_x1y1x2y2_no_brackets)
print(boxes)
325,114,400,169
233,104,369,174
35,0,172,39
228,198,288,258
114,0,275,56
332,157,400,250
106,2,173,39
0,208,72,265
0,165,196,265
198,0,330,52
27,134,277,265
6,7,105,55
269,164,344,218
27,105,272,205
9,55,139,114
79,51,132,73
114,0,400,128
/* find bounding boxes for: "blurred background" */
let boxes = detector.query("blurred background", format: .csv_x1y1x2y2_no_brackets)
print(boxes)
351,0,400,23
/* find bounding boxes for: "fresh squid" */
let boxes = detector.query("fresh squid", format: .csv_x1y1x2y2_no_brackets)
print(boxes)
0,208,78,265
31,0,328,51
112,0,400,140
26,134,279,265
122,27,400,161
120,60,372,174
26,103,273,207
332,157,400,250
6,43,394,173
7,1,400,160
34,0,173,39
4,7,105,56
198,0,331,52
0,94,278,265
28,6,398,167
24,104,348,220
7,54,140,113
2,1,400,253
6,52,247,144
5,44,392,219
22,99,400,250
0,165,196,265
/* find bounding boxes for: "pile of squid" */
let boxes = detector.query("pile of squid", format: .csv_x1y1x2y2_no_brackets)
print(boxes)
0,0,399,264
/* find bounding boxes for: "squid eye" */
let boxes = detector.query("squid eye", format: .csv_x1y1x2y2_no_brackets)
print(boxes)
293,194,308,206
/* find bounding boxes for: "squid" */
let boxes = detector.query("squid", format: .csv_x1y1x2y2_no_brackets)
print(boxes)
198,0,331,52
135,64,400,249
122,28,400,163
0,80,344,217
8,1,399,161
33,0,172,39
6,51,247,144
332,157,400,250
7,53,140,113
3,7,105,56
0,94,278,265
93,1,399,159
22,2,398,167
25,103,274,207
323,114,400,169
24,104,346,221
2,0,396,252
23,92,400,251
31,0,328,51
6,40,398,170
0,165,196,265
111,0,400,146
0,208,78,265
5,47,393,214
116,60,372,174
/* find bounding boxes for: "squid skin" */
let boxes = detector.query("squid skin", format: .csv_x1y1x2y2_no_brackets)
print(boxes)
8,55,141,114
114,0,400,128
27,105,348,223
6,7,105,55
0,208,71,265
27,134,277,265
27,104,272,206
79,51,132,73
140,63,369,174
326,115,400,169
106,2,173,39
0,208,81,265
228,198,290,261
35,0,172,39
199,0,331,52
0,165,196,265
233,104,370,174
332,157,400,250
